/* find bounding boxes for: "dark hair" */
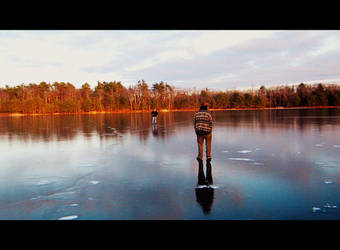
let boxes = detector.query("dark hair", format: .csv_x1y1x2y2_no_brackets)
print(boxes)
200,102,208,110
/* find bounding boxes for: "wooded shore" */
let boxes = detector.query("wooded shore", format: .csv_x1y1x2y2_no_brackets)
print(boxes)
2,81,340,115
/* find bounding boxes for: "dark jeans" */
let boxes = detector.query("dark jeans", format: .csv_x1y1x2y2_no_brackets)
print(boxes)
196,132,212,160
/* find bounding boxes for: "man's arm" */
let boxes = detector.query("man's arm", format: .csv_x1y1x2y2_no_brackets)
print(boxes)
209,113,213,129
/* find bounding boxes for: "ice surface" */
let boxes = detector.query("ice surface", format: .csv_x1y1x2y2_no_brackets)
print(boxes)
4,110,340,220
31,191,76,200
228,158,254,161
58,215,78,220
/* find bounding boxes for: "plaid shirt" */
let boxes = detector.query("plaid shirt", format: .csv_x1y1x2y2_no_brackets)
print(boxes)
194,110,213,134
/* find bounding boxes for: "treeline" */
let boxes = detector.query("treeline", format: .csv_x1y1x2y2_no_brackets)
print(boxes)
0,80,340,114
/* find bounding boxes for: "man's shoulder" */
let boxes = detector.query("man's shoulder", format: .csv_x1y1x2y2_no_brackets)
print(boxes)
194,110,203,116
194,110,212,118
195,110,211,115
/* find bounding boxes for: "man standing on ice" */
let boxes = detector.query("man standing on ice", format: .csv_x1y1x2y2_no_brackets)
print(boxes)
194,102,213,163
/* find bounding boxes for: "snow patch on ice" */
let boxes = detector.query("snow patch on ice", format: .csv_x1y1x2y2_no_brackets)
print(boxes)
237,150,252,154
89,180,100,185
312,207,321,212
315,142,326,147
58,215,78,220
228,158,254,161
323,204,337,208
333,145,340,148
324,180,334,184
70,204,79,207
36,180,52,185
253,162,264,165
79,163,94,167
196,185,219,189
316,161,326,165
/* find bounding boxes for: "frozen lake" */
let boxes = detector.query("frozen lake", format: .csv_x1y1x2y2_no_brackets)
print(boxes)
1,109,340,220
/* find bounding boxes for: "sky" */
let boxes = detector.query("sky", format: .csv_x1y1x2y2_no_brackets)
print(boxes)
0,30,340,91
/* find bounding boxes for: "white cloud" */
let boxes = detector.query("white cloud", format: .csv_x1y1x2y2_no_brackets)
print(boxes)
0,30,340,90
0,31,125,86
187,30,275,55
124,49,192,72
308,35,340,57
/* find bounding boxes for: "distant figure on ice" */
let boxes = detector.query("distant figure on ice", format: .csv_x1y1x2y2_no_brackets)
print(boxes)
194,102,213,163
151,109,158,124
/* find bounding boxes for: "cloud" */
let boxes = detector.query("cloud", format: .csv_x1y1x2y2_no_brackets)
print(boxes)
187,30,275,56
118,30,340,89
0,30,340,90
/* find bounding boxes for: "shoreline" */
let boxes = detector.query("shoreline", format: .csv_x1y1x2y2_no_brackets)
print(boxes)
1,106,340,117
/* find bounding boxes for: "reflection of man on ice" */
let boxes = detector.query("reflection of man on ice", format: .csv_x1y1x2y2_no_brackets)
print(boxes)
151,109,158,124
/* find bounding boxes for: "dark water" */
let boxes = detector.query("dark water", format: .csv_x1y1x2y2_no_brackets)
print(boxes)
1,109,340,220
